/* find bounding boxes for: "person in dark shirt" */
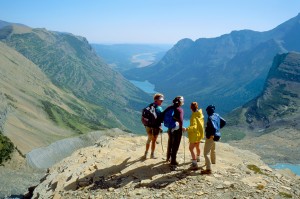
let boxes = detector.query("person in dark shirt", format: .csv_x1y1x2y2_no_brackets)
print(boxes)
164,96,184,171
201,105,226,174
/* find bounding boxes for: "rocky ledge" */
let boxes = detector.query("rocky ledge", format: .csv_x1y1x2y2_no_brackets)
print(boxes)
30,133,300,199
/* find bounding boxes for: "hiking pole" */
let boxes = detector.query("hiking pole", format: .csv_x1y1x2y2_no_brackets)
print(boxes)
183,130,185,168
160,129,164,154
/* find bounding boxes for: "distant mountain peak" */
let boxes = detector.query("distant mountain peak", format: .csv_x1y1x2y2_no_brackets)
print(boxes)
174,38,194,48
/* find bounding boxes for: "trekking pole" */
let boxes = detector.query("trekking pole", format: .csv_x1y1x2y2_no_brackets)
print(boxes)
183,130,185,168
161,130,164,154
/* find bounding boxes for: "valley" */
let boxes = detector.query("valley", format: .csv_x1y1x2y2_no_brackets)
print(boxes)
131,52,156,67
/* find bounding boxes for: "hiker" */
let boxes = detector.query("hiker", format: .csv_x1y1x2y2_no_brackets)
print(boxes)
201,105,226,174
143,93,164,159
164,96,184,171
183,102,204,169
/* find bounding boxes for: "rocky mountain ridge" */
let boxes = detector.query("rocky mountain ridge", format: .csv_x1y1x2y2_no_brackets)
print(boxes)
26,132,300,199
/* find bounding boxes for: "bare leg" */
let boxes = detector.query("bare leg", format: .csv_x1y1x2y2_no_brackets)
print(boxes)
151,135,158,153
189,143,196,160
144,127,153,158
196,142,200,157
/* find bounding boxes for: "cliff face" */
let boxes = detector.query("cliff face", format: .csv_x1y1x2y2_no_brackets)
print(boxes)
244,52,300,130
225,52,300,165
30,132,299,199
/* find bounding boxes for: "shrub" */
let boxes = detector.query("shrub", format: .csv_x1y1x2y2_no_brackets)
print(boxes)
0,133,14,165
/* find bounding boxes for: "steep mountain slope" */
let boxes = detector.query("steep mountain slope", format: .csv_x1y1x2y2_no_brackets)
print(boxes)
0,23,151,133
125,13,300,114
226,52,300,164
0,41,112,153
228,52,300,131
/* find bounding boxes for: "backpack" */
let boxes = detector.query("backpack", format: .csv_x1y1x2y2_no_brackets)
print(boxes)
163,107,176,129
210,113,226,141
141,103,157,127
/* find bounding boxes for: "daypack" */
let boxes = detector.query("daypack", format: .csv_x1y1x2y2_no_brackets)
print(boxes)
141,103,157,127
163,107,176,129
209,113,226,141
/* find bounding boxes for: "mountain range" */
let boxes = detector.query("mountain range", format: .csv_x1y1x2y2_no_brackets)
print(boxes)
125,13,300,115
0,21,152,132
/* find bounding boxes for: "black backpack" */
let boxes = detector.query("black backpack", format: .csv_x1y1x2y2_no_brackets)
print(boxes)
141,103,157,127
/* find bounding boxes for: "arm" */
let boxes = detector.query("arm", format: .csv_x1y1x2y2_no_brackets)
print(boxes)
178,107,184,129
205,117,216,139
186,114,196,133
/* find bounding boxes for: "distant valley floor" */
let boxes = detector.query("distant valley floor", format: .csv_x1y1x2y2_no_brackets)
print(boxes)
229,127,300,165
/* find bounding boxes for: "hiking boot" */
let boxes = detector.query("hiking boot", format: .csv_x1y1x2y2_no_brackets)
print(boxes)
166,154,171,162
190,162,198,170
143,151,148,159
170,165,177,171
201,169,212,175
150,153,157,159
171,161,179,166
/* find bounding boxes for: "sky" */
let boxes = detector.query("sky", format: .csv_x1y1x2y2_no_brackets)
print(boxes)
1,0,299,44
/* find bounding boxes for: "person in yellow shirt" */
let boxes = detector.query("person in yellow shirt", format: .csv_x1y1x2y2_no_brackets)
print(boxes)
183,102,205,169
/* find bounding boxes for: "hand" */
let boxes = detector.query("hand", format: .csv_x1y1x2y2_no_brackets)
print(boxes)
159,127,163,133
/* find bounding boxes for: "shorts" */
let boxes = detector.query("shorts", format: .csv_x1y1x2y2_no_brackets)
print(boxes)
146,127,160,136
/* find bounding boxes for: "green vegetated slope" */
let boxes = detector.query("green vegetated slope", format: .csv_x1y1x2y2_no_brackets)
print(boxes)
125,13,300,115
0,24,151,135
0,41,115,154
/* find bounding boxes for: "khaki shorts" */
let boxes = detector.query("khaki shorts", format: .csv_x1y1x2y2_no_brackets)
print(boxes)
146,127,160,136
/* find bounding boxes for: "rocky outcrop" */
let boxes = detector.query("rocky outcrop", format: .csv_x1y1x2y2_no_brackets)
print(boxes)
31,133,300,198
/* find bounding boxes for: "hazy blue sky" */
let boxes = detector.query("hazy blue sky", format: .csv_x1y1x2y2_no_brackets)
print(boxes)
1,0,299,44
